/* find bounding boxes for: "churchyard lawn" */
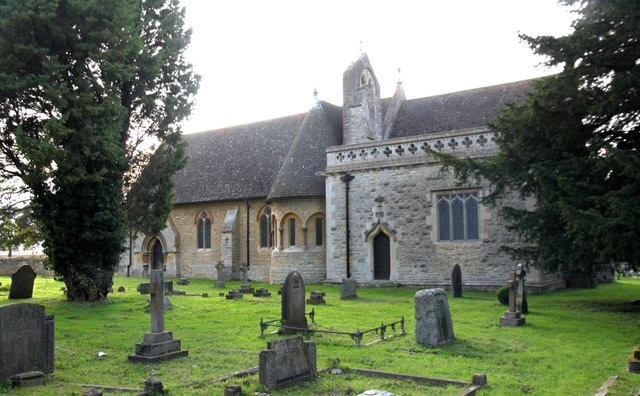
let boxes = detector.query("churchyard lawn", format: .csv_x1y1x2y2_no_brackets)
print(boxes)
0,275,638,395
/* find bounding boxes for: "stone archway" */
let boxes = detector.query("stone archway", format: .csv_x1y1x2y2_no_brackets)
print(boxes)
151,239,164,270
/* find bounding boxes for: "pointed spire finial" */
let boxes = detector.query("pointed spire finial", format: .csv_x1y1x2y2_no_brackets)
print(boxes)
359,40,363,55
313,87,318,99
397,67,402,83
312,87,322,109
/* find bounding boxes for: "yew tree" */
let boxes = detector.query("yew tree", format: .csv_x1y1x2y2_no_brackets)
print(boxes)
0,0,199,300
435,0,640,286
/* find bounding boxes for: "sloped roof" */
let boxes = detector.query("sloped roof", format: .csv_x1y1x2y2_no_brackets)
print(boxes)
173,114,304,204
390,80,532,138
267,101,343,200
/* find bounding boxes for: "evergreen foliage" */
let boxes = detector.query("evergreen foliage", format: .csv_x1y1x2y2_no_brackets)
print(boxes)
432,0,640,286
0,0,199,300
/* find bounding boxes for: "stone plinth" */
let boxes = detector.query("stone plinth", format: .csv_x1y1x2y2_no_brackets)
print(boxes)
226,289,243,300
253,287,271,297
129,331,188,363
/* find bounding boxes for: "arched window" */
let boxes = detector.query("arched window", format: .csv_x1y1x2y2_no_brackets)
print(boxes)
197,212,211,249
260,208,272,248
437,192,479,241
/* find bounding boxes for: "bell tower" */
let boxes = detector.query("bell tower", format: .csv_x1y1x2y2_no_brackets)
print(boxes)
342,52,383,145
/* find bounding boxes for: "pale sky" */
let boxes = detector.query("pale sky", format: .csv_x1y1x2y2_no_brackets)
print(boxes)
180,0,577,134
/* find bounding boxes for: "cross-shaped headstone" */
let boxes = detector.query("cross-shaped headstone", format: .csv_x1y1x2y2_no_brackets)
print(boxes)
242,262,249,286
137,270,173,333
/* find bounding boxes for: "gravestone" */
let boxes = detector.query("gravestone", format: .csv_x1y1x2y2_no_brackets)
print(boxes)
307,291,326,305
214,262,225,288
259,336,317,389
281,271,307,334
340,277,357,300
8,265,37,299
117,286,125,293
500,271,526,327
239,263,254,294
414,288,455,346
226,289,243,300
516,263,528,314
451,264,462,298
253,287,271,297
129,270,188,363
0,303,54,381
177,277,189,286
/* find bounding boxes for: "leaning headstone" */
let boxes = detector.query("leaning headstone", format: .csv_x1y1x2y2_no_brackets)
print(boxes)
253,287,271,298
226,289,243,300
414,288,455,346
129,270,188,363
340,278,357,300
451,264,462,298
8,265,37,299
516,263,528,314
239,263,254,294
259,336,317,389
0,303,55,381
214,262,225,289
281,271,308,334
307,291,326,305
500,271,526,327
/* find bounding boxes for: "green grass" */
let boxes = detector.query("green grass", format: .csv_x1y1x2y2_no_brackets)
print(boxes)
0,275,638,395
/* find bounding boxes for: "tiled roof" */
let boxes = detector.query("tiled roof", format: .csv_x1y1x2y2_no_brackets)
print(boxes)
173,114,304,204
267,101,343,200
390,80,532,138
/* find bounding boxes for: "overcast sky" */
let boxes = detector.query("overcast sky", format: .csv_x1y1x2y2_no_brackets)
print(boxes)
179,0,577,134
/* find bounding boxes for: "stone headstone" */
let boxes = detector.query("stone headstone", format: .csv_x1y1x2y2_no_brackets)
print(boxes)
259,336,317,390
144,376,164,395
451,264,462,298
226,289,243,300
281,271,307,334
239,263,254,294
214,262,225,288
224,384,241,396
177,278,189,286
253,287,271,297
117,286,125,293
500,271,526,327
129,270,188,363
516,263,528,314
0,303,54,381
414,288,455,346
340,278,357,300
307,291,326,305
8,265,37,299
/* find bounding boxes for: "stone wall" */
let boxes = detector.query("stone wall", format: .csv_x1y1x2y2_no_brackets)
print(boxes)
0,255,50,276
325,130,563,291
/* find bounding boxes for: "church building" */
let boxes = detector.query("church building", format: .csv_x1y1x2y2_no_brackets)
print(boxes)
119,53,564,292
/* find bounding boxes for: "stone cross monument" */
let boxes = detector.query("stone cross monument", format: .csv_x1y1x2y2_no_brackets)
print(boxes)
129,270,188,363
499,271,526,327
239,262,254,294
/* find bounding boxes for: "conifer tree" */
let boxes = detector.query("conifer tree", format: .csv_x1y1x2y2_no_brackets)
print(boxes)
434,0,640,286
0,0,199,300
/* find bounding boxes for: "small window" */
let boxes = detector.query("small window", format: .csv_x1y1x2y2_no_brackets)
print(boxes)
197,213,211,249
260,208,272,248
315,218,323,247
289,218,296,247
437,192,479,241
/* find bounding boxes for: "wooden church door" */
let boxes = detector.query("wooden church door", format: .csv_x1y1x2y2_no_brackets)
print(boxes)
152,240,164,270
373,233,390,280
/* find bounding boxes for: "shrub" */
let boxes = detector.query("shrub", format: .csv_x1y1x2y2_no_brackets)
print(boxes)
496,286,509,306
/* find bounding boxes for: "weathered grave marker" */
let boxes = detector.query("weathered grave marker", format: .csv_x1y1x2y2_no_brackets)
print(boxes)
281,271,308,334
129,270,188,363
516,263,528,314
0,303,54,381
500,271,526,327
117,286,125,293
239,262,254,294
177,277,189,286
414,288,455,346
307,291,326,305
259,336,317,389
451,263,462,298
226,289,243,300
8,265,37,299
214,262,225,288
253,287,271,297
340,277,357,300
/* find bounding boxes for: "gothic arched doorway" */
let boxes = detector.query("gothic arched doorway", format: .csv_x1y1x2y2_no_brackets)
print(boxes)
373,233,390,280
152,240,164,270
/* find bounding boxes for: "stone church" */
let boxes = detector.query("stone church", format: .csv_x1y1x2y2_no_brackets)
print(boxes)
119,53,564,292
